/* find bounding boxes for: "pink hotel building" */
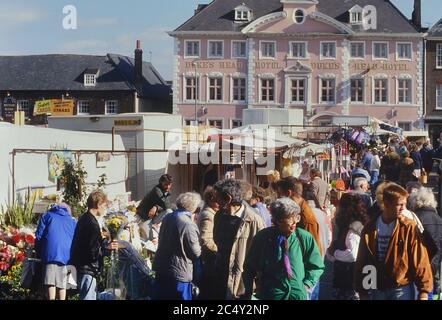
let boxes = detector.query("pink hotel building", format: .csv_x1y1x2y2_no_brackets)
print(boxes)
169,0,424,131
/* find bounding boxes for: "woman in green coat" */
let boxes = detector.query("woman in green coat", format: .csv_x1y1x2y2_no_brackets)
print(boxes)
242,197,325,300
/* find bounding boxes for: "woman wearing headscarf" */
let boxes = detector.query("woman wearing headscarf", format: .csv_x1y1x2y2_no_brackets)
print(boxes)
242,198,324,300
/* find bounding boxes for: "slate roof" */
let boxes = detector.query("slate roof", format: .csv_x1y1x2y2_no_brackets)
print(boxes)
428,18,442,38
0,54,171,99
174,0,418,34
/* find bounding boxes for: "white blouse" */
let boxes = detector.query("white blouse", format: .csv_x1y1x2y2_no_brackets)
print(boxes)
333,230,361,263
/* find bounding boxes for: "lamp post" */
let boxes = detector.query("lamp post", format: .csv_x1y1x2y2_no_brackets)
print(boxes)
192,60,198,126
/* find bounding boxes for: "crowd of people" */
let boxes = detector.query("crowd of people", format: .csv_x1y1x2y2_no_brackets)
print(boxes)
32,137,442,301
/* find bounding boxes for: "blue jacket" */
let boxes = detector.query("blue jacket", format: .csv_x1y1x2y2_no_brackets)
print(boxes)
35,205,77,265
253,202,272,228
361,152,373,171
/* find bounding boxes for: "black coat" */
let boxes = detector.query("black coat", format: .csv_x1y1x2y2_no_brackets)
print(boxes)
410,151,423,170
414,207,442,294
420,147,434,172
136,185,173,221
70,212,104,277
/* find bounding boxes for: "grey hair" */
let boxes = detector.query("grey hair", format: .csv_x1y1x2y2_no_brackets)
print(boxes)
176,192,202,213
214,179,243,205
353,177,369,191
270,197,301,223
59,202,72,216
408,187,437,210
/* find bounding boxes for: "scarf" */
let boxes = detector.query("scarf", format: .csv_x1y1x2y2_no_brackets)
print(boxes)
276,235,293,280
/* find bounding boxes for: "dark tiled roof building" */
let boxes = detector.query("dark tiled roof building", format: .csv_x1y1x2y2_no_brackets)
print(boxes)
0,42,172,124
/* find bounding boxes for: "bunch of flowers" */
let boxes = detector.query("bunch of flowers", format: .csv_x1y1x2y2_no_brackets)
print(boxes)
0,226,36,299
104,213,128,241
0,263,31,300
0,227,35,274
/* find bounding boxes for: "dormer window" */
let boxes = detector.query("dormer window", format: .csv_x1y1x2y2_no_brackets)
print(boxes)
84,74,96,87
83,68,99,87
234,4,251,22
349,5,363,24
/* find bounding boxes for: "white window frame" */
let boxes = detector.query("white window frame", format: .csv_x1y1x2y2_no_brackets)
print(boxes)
231,76,247,103
207,40,224,59
320,41,337,60
84,74,96,87
350,10,363,24
231,119,243,129
235,10,250,21
350,77,365,104
207,118,224,129
436,44,442,69
293,8,306,24
259,41,277,60
398,122,412,131
184,40,201,58
185,119,205,126
207,76,223,102
373,42,389,60
350,41,365,59
17,100,30,118
396,42,412,61
259,76,276,103
396,77,412,104
288,41,308,59
372,77,389,104
183,74,201,103
105,100,119,115
231,40,247,59
289,78,307,104
319,77,336,104
437,84,442,110
77,100,90,115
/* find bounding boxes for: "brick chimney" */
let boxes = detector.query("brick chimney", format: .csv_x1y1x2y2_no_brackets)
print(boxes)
134,40,143,87
412,0,422,30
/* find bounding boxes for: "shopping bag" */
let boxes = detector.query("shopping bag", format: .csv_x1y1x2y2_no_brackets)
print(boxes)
419,172,428,184
66,265,77,290
20,258,42,290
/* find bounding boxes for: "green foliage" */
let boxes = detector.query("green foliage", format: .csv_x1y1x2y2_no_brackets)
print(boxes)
1,190,37,229
0,264,35,300
98,256,111,291
60,160,87,218
0,207,4,229
96,173,108,190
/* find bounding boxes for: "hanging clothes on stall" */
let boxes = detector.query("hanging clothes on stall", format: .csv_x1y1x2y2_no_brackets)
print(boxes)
331,146,337,174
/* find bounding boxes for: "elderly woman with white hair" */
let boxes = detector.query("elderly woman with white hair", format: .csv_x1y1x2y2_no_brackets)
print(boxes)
409,187,442,300
242,197,325,300
152,192,202,300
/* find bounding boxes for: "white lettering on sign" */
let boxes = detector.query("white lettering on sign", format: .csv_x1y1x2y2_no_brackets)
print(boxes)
63,5,78,30
362,5,377,30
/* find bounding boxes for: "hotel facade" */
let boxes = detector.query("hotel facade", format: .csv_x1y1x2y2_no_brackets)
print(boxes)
170,0,424,130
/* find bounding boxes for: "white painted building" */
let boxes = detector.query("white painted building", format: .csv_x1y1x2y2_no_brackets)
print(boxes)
48,113,183,200
0,122,126,208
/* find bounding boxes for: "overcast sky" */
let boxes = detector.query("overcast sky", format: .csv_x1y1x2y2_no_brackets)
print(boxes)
0,0,439,80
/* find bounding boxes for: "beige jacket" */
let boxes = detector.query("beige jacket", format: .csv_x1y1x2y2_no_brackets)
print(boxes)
197,206,218,256
222,205,265,299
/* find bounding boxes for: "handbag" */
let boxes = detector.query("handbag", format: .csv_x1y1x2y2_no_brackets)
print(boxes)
20,258,42,290
419,171,428,184
66,265,78,290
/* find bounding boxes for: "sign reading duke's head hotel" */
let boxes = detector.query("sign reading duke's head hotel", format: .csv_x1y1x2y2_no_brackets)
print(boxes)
186,60,409,71
171,0,422,130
